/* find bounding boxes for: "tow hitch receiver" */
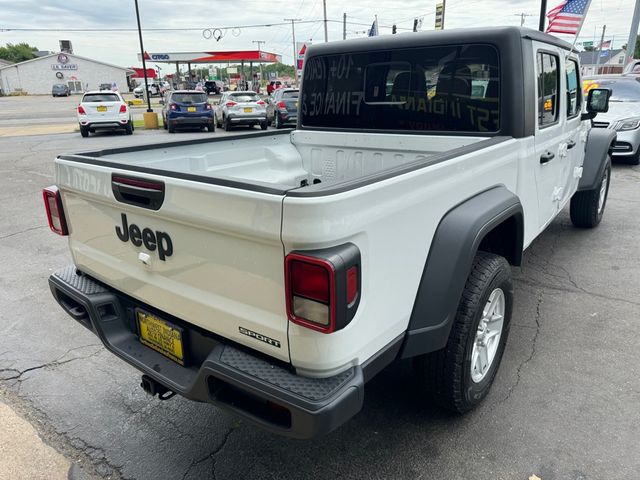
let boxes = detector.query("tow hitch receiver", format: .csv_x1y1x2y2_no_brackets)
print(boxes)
140,375,176,400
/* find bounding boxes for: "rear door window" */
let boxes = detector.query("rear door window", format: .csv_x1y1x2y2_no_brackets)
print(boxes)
301,44,500,133
537,52,559,126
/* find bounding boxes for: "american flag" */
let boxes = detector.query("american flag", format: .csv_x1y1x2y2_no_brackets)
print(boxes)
546,0,591,35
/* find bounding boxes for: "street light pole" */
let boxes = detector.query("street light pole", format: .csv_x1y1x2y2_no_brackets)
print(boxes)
134,0,152,113
323,0,329,42
539,0,548,32
285,18,302,86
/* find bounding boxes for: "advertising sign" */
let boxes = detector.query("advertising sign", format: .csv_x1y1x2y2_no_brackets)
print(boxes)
296,42,310,72
435,3,445,30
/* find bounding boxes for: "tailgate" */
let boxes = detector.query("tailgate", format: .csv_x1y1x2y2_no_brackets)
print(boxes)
55,159,289,362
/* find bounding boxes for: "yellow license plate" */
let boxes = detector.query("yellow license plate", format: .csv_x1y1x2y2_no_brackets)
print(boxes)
188,106,196,112
244,107,253,113
137,310,185,365
97,106,107,112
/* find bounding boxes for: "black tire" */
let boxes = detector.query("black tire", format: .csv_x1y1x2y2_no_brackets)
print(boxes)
224,117,232,131
79,125,89,137
275,114,282,129
207,124,215,132
168,122,175,133
260,120,268,130
131,119,135,131
125,122,133,135
414,251,513,413
163,116,168,130
570,160,611,228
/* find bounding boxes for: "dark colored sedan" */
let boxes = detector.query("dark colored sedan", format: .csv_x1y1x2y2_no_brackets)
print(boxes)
162,91,215,133
267,88,299,128
52,84,70,97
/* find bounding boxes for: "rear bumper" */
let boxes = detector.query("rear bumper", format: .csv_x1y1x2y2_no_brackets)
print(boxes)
49,266,365,439
277,111,298,124
79,120,129,130
168,116,214,126
228,114,266,124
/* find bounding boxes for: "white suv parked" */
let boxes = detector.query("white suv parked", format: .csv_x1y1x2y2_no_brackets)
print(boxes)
77,91,134,137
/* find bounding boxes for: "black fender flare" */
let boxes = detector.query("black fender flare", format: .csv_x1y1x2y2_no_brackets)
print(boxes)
578,128,616,192
400,186,524,359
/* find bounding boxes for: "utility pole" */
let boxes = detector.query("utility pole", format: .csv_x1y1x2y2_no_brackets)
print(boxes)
539,0,548,31
285,18,302,86
595,24,607,75
624,0,640,64
514,12,532,26
323,0,329,42
343,12,347,40
134,0,152,113
252,40,265,89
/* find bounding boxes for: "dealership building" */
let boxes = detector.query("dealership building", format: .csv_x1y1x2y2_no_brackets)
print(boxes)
0,52,133,95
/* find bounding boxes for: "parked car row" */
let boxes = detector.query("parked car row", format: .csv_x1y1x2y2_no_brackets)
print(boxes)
75,88,300,137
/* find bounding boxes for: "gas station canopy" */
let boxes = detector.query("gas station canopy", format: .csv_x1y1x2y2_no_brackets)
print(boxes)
138,50,282,64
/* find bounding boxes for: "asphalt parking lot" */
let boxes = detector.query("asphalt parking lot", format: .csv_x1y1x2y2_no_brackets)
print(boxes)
0,100,639,479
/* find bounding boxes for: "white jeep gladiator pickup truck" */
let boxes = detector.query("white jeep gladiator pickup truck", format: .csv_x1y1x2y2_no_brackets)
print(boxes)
44,27,615,439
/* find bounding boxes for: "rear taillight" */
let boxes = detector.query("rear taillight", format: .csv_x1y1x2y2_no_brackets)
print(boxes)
285,244,361,334
205,103,212,110
119,104,127,113
42,186,68,236
277,101,286,111
170,103,178,110
256,100,266,105
225,101,237,107
77,105,86,115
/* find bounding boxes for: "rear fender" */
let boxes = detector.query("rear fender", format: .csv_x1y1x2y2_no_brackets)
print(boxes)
400,186,523,359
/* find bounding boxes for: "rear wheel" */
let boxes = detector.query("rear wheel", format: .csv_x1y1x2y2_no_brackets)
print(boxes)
207,123,215,132
570,160,611,228
163,115,168,130
79,125,89,137
414,251,513,413
224,117,232,131
275,115,282,129
168,122,175,133
260,120,268,130
125,121,133,135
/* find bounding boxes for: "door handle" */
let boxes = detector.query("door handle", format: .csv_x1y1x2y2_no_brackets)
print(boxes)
540,151,555,164
567,140,576,149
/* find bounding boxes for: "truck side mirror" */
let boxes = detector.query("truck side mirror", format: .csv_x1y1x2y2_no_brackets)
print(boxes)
587,88,611,113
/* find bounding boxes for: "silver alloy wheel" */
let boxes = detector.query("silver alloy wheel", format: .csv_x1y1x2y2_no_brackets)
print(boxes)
470,288,505,383
598,168,608,214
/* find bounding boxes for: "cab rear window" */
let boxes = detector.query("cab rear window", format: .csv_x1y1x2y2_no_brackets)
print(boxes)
301,44,500,133
83,93,119,102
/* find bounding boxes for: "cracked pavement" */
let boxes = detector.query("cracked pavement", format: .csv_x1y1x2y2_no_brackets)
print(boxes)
0,123,639,480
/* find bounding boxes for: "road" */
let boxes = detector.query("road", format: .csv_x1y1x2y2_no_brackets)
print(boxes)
0,124,639,479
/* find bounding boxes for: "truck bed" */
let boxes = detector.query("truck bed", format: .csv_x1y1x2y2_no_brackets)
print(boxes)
60,130,494,195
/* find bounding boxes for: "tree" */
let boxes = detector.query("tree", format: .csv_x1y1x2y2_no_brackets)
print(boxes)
0,43,39,63
583,45,594,52
621,36,640,59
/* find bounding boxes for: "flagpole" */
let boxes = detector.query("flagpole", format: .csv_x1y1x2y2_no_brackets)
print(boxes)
539,0,548,31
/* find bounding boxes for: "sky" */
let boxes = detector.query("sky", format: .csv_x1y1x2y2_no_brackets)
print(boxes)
0,0,638,69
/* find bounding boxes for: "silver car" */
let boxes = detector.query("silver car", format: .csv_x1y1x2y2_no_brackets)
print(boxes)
214,91,268,131
585,75,640,165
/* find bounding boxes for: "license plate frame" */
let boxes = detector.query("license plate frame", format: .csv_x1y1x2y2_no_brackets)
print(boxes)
187,106,196,112
97,105,107,112
244,107,253,113
136,308,186,366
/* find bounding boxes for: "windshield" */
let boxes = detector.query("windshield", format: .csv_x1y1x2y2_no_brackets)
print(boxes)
82,93,119,102
282,90,299,99
53,85,66,90
171,93,207,103
585,79,640,102
301,44,500,133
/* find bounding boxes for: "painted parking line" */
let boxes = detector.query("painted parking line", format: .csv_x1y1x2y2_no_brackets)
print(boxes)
0,124,77,137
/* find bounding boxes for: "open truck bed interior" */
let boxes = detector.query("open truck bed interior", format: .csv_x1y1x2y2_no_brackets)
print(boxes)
59,130,502,195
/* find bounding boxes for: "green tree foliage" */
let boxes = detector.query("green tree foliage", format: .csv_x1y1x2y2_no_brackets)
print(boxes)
0,43,39,63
